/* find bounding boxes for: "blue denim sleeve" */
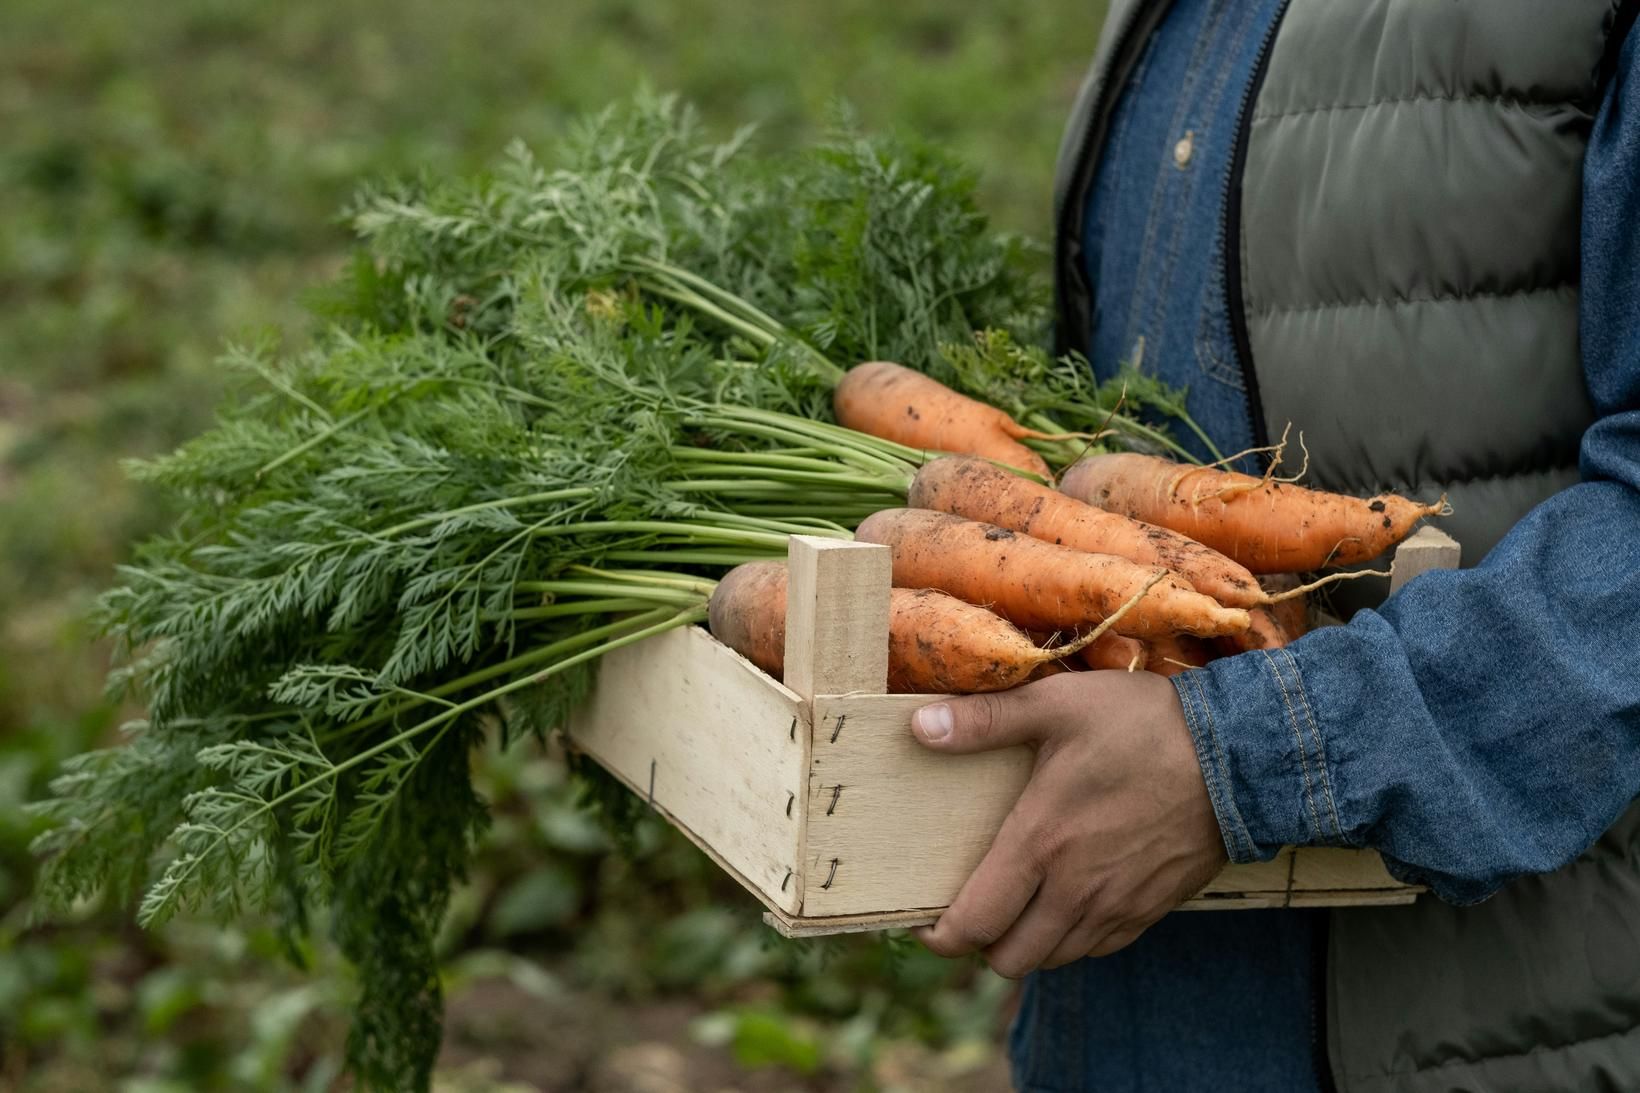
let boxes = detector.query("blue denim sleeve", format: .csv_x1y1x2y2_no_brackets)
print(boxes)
1174,30,1640,905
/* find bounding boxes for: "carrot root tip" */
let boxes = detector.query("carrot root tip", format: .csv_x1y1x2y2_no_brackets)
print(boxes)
1264,567,1392,603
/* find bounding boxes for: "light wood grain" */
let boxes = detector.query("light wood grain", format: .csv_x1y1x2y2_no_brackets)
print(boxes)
568,624,808,914
800,693,1031,917
782,537,891,700
577,527,1459,936
793,692,1419,921
1283,887,1422,908
765,869,1420,936
1198,848,1296,895
765,907,941,938
1389,525,1461,594
1289,846,1406,891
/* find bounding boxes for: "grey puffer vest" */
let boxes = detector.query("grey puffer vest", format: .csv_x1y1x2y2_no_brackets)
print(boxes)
1055,2,1640,1091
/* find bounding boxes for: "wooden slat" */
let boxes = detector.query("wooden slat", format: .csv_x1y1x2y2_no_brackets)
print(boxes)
1389,525,1461,594
793,694,1417,925
1285,887,1421,908
1198,848,1295,895
782,537,892,700
1289,846,1409,891
580,527,1460,936
568,624,808,914
765,907,940,938
766,867,1419,937
800,693,1032,918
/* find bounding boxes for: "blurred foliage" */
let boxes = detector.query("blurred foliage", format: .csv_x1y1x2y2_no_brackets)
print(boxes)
1,0,1105,1087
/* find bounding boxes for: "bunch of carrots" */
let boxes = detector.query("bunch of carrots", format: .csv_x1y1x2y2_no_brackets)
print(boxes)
707,360,1446,691
30,100,1454,1091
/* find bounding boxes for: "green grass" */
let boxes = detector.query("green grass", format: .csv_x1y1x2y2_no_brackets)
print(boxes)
0,0,1106,1087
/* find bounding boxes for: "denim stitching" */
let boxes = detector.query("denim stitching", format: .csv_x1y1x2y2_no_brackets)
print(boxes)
1180,672,1256,861
1195,243,1248,390
1266,650,1321,836
1272,648,1341,842
1175,674,1239,858
1263,649,1325,843
1281,649,1345,842
1083,24,1156,292
1263,648,1323,841
1140,0,1255,345
1121,12,1215,347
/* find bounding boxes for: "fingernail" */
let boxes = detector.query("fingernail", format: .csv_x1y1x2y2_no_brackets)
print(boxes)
916,704,953,743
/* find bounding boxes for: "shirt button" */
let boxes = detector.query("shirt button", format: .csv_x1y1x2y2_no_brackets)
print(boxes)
1174,130,1194,169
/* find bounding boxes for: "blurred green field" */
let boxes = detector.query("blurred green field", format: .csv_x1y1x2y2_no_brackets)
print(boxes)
0,1,1104,1088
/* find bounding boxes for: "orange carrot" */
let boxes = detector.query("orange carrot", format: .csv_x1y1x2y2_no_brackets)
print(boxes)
1026,659,1075,682
853,508,1250,639
1079,630,1148,672
908,455,1264,608
834,361,1057,480
706,560,788,678
706,562,1143,694
1215,606,1290,657
1028,626,1146,673
1145,634,1214,678
886,581,1162,693
1060,452,1445,574
1260,576,1311,639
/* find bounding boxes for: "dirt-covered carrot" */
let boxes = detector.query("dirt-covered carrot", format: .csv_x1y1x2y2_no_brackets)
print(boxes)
1060,452,1445,574
885,581,1161,693
1260,576,1311,640
1025,627,1143,672
1025,659,1075,682
705,560,789,678
1145,634,1214,678
706,562,1152,694
853,508,1250,639
908,455,1263,608
1079,630,1147,672
834,361,1059,480
885,589,1065,693
1215,606,1290,657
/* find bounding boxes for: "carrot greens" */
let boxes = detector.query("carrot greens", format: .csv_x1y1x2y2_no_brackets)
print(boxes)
28,94,1191,1091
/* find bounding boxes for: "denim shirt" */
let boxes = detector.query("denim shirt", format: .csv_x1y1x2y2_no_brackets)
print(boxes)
1013,4,1640,1091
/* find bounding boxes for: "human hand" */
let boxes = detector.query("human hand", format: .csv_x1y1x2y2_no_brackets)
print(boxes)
911,670,1227,977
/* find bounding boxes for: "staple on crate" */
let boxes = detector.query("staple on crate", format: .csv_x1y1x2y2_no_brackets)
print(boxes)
827,785,843,816
830,714,846,743
786,792,795,817
647,759,656,808
821,858,840,890
781,869,793,892
788,716,797,742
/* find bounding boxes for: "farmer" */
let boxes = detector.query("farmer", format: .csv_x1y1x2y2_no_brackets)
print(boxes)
910,2,1640,1089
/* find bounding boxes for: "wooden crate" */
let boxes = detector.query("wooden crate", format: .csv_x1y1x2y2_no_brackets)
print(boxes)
568,527,1460,938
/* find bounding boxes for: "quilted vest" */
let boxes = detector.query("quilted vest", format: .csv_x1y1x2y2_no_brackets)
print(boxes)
1054,2,1640,1090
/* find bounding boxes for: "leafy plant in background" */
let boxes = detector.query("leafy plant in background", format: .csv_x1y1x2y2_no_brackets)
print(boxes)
25,93,1176,1090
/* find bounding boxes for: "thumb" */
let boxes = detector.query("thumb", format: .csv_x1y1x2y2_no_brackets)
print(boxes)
912,683,1064,754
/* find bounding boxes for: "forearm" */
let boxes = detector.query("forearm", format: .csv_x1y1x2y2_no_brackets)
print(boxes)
1176,415,1640,903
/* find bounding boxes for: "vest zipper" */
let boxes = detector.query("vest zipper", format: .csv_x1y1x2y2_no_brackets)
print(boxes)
1220,0,1291,457
1054,0,1179,357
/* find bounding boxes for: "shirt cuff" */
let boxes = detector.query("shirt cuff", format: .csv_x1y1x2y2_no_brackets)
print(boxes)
1171,647,1349,864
